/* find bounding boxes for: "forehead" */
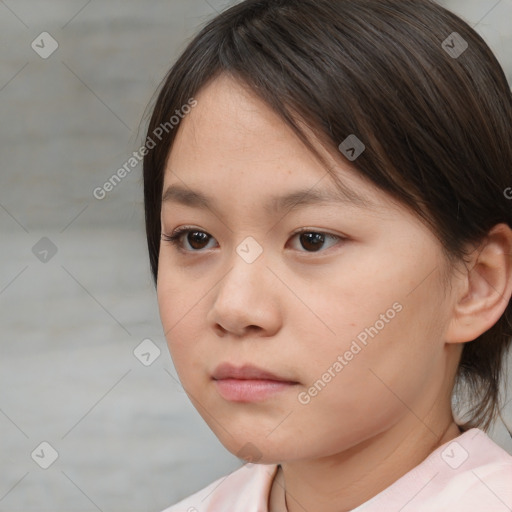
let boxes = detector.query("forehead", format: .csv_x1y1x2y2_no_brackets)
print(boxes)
162,74,402,218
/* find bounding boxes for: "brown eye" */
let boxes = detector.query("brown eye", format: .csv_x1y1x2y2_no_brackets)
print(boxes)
185,231,211,250
163,227,343,254
289,230,342,253
162,228,216,252
298,232,326,252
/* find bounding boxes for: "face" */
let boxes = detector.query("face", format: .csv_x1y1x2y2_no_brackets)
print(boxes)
157,74,459,464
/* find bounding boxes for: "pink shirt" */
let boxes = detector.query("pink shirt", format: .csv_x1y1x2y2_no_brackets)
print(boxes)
161,428,512,511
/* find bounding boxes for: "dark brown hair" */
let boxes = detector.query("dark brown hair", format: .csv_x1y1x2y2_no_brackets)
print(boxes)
142,0,512,433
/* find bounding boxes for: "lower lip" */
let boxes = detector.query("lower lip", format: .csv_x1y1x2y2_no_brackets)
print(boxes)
213,378,297,402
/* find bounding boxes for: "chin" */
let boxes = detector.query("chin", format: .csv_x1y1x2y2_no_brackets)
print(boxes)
228,434,316,465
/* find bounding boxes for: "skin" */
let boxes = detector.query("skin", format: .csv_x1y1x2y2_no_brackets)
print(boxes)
157,74,512,512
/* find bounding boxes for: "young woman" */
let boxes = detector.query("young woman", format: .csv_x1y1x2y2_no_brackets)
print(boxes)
142,1,512,510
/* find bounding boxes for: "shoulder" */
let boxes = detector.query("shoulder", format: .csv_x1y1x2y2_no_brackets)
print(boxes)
430,429,512,510
160,463,279,512
365,428,512,512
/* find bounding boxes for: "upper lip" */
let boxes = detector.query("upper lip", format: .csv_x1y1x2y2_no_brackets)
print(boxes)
212,363,297,382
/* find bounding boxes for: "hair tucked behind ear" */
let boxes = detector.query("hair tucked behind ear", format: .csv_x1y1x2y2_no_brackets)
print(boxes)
142,0,512,434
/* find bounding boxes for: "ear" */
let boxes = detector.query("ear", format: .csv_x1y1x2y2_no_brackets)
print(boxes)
445,223,512,344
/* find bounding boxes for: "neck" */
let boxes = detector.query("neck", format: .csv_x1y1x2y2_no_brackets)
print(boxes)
280,415,462,512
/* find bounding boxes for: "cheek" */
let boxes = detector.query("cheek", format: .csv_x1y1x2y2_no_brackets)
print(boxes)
290,265,401,360
313,289,447,435
156,264,203,373
296,254,447,402
156,251,202,331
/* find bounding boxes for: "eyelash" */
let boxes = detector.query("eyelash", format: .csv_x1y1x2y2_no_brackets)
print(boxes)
161,226,345,254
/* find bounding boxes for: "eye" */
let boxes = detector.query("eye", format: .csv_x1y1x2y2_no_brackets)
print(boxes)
161,227,344,254
288,228,342,253
161,227,217,252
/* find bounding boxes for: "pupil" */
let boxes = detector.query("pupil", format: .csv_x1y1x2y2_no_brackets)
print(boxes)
301,233,324,252
189,231,209,249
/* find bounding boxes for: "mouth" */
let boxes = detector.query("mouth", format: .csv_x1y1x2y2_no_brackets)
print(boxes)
212,363,299,402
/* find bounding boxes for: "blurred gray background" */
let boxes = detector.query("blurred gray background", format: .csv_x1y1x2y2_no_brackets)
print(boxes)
0,1,511,511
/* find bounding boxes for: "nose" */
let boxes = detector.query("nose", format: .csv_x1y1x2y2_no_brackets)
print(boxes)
207,247,282,338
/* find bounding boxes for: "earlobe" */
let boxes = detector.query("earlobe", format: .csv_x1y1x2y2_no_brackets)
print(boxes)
445,223,512,344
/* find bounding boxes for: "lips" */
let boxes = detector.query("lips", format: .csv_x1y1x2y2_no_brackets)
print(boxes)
212,362,297,383
211,363,299,402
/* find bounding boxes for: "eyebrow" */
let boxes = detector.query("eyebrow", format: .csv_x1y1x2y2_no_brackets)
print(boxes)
161,181,377,215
